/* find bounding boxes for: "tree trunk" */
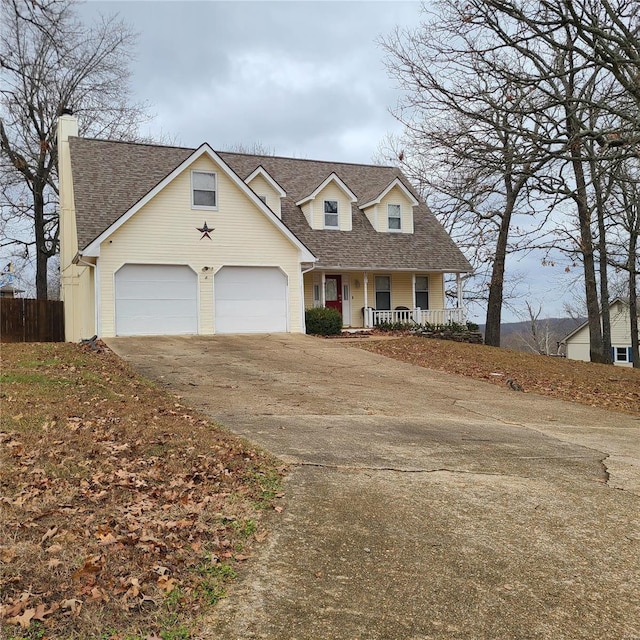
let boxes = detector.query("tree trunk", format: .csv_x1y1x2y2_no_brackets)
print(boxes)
484,192,515,347
33,182,49,300
590,156,612,363
566,117,605,362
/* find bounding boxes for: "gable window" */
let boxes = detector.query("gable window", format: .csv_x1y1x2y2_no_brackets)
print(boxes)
192,171,217,208
415,276,429,310
388,204,401,231
324,200,339,228
375,275,391,310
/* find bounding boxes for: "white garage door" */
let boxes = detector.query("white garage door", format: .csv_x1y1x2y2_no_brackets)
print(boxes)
115,264,198,336
215,266,288,334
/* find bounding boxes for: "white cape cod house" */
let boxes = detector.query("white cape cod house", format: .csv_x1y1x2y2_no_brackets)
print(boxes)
58,114,472,340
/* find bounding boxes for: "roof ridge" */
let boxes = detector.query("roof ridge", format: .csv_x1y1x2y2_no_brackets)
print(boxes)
218,149,398,170
72,136,399,171
71,136,194,153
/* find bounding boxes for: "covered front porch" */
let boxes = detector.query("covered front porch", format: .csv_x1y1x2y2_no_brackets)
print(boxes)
303,270,466,328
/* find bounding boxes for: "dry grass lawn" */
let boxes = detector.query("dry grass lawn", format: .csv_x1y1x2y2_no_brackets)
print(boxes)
0,342,285,640
2,336,638,639
358,336,640,416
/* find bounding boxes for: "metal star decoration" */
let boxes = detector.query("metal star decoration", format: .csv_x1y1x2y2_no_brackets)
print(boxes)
197,222,214,240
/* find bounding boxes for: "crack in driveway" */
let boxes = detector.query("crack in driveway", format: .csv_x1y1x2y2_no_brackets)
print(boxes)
290,461,519,477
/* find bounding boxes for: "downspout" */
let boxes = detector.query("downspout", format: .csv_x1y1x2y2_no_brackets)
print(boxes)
76,255,99,338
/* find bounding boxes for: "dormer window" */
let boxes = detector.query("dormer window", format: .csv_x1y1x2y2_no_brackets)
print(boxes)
388,204,401,231
324,200,339,228
192,171,217,208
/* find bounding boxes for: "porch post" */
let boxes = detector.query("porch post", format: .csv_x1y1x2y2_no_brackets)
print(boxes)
412,273,416,308
363,272,369,327
321,272,326,307
456,273,463,308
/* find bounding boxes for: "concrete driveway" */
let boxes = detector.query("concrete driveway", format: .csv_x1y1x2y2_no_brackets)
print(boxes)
108,334,640,640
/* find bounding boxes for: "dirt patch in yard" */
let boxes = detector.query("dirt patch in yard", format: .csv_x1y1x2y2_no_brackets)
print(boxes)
358,337,640,416
0,343,284,640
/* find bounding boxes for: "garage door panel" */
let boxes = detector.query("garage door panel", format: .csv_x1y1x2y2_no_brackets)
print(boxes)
117,280,195,300
216,299,286,317
115,265,198,336
215,267,288,334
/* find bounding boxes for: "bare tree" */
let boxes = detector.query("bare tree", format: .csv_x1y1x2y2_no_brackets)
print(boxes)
0,0,151,298
380,9,553,346
516,301,555,355
223,141,276,156
389,0,640,363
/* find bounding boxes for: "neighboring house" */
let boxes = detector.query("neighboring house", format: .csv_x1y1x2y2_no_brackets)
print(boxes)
561,298,637,366
58,114,471,340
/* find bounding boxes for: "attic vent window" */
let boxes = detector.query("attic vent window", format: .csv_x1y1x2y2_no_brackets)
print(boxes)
192,171,217,208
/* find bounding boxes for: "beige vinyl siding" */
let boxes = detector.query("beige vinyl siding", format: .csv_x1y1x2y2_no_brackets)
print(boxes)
609,301,633,367
425,273,445,309
379,186,414,234
389,272,413,308
565,323,595,362
566,301,636,365
80,265,96,338
301,201,313,228
362,186,415,234
98,155,303,337
62,263,95,341
364,272,444,311
611,301,632,343
311,183,353,231
303,275,314,309
246,173,282,218
362,204,379,232
349,275,365,327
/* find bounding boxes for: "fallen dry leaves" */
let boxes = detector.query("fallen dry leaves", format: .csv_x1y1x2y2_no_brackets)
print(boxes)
1,342,285,639
359,336,640,416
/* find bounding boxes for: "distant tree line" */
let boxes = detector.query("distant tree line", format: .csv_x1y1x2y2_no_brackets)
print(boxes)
380,0,640,367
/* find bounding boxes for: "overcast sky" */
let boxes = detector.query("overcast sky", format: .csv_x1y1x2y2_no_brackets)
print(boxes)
75,0,573,323
80,1,421,163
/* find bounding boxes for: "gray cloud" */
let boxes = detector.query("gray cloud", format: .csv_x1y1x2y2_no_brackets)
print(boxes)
79,1,420,161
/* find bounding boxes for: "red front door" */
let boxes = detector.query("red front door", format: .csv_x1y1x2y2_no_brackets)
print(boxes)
325,275,342,315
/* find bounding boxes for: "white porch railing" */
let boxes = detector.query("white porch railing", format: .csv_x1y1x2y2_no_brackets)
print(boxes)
364,307,467,328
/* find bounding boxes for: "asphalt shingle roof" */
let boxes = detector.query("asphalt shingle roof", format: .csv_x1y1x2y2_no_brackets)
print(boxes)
68,137,472,272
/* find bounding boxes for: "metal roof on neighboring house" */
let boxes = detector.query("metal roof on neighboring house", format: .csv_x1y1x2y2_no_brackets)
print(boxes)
68,137,472,273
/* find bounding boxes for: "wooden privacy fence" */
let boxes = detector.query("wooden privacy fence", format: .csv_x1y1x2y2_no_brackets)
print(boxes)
0,298,65,343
